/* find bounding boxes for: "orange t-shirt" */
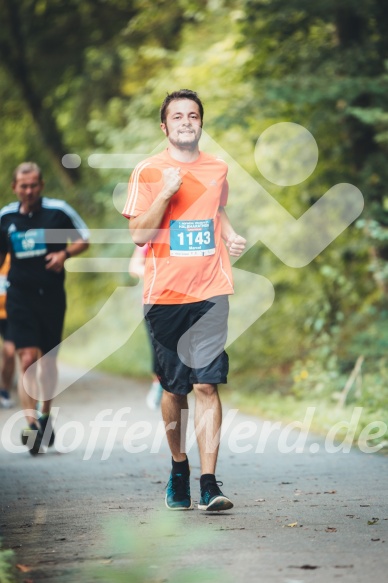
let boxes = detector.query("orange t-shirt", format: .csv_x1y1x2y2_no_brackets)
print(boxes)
0,254,10,319
123,149,234,304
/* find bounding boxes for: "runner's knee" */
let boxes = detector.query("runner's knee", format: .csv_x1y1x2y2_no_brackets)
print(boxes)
193,383,217,397
18,348,39,372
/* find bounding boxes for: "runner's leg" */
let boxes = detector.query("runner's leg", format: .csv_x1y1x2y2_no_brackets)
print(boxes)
38,354,58,415
193,383,222,474
18,347,40,425
1,340,15,390
194,382,233,511
161,391,188,461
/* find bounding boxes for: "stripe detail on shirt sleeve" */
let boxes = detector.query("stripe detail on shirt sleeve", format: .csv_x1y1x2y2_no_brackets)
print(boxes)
123,161,150,218
42,198,89,240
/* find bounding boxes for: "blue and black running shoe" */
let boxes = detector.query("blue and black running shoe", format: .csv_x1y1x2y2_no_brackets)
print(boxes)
165,472,193,510
198,480,233,511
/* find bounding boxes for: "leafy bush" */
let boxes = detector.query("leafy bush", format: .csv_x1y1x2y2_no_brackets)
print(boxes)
0,543,16,583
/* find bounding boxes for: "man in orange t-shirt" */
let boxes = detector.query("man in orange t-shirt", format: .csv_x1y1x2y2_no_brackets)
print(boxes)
123,89,246,512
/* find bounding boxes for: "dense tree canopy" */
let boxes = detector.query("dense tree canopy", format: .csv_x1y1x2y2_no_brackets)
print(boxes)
239,0,388,268
0,0,204,186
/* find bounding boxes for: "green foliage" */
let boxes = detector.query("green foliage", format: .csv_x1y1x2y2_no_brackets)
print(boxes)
85,515,229,583
239,0,388,212
0,0,202,193
0,542,16,583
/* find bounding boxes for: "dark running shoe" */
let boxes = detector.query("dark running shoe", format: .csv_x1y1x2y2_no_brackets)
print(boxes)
39,414,55,447
165,472,193,510
21,425,45,456
0,389,14,408
198,480,233,511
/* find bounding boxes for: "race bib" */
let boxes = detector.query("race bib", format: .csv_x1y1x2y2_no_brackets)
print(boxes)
10,229,47,258
170,219,215,257
0,274,7,296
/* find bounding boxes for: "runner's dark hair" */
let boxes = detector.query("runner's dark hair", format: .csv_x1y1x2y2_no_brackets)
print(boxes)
160,89,204,125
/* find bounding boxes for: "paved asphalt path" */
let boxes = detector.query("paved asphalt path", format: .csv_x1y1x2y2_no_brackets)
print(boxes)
0,365,387,583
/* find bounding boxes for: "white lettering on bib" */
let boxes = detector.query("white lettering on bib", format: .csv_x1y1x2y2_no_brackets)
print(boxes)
10,229,47,258
170,219,215,257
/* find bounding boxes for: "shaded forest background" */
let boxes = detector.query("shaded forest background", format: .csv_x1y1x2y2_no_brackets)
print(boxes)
0,0,387,443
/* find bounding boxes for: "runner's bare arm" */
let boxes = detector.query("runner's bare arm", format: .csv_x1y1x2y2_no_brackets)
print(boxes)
128,245,146,278
219,207,246,257
45,239,89,273
129,167,182,245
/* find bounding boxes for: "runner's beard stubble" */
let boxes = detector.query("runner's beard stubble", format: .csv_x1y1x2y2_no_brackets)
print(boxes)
166,127,202,151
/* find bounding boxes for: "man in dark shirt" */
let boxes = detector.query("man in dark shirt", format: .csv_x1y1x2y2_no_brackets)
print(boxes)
0,162,89,455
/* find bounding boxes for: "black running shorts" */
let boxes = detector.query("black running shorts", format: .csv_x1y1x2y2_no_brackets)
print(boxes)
6,284,66,354
144,295,229,395
0,318,9,341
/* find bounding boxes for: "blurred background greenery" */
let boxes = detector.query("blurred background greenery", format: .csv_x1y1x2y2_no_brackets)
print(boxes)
0,541,15,583
0,0,387,444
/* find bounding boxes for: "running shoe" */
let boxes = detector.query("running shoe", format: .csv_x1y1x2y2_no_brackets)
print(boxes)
21,425,45,456
0,389,14,408
146,381,163,410
39,413,55,447
198,480,233,511
165,472,193,510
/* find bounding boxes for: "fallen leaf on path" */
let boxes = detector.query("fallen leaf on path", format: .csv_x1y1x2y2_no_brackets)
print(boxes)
286,522,298,527
289,564,319,570
16,564,31,573
368,518,379,525
325,527,337,533
371,538,380,542
255,499,265,502
324,490,337,494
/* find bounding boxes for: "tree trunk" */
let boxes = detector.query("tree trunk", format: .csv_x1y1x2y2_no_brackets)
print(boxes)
1,0,79,187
